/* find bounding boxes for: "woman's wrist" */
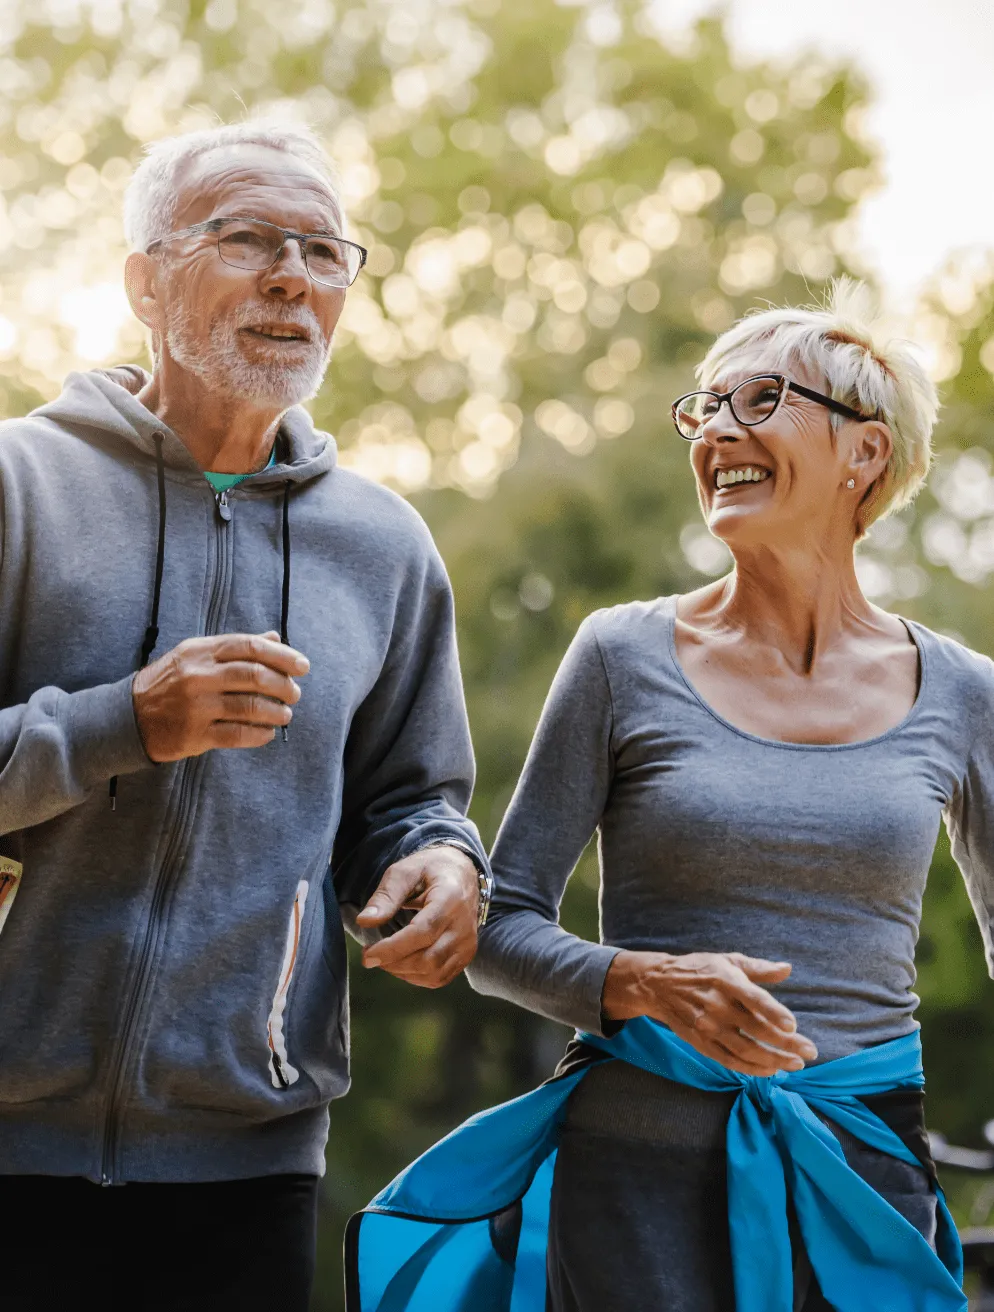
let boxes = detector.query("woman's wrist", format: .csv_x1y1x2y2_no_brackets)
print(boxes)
602,949,673,1021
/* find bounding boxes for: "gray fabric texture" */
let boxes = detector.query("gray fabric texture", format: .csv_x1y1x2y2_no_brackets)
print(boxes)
468,596,994,1057
0,366,486,1183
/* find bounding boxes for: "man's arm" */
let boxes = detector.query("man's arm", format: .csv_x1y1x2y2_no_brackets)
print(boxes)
1,632,308,837
0,677,153,836
333,541,488,986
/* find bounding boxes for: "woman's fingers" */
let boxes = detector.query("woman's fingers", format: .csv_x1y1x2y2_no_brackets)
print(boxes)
668,990,815,1071
727,953,793,984
731,1004,818,1061
726,974,800,1036
670,1021,789,1076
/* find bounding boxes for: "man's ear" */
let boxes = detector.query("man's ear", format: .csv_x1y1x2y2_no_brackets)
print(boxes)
124,252,162,332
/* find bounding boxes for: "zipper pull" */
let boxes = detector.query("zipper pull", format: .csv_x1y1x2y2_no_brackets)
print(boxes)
215,490,232,523
271,1052,290,1089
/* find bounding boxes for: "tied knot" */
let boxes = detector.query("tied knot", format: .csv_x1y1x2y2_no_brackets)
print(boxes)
742,1070,787,1116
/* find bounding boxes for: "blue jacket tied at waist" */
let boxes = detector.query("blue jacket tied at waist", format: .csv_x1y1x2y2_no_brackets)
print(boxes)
346,1020,964,1311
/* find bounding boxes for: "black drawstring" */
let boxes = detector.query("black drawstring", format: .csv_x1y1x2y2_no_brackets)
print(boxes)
280,480,292,743
111,452,292,810
111,435,166,810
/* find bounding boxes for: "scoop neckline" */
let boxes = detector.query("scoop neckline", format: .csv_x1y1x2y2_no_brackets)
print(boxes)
663,595,929,752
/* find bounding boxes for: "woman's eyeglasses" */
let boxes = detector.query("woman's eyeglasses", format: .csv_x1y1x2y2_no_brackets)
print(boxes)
146,216,367,288
671,373,875,441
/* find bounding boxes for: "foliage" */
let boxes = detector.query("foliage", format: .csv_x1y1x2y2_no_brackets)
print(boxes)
2,1,994,1305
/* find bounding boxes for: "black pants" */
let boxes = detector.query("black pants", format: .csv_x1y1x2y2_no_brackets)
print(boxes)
0,1173,319,1312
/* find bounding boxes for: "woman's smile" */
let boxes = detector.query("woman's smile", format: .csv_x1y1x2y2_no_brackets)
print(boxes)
713,464,773,491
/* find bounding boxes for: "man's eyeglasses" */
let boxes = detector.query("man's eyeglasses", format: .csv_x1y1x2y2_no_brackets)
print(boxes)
671,373,875,441
146,216,368,288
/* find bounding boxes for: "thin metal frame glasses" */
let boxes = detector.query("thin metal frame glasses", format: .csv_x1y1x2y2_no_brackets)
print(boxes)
671,373,873,441
146,216,368,288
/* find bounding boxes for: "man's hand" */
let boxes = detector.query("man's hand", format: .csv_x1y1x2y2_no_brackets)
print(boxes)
132,631,309,763
357,846,480,988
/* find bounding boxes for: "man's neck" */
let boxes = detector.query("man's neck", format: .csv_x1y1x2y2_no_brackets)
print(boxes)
137,370,283,474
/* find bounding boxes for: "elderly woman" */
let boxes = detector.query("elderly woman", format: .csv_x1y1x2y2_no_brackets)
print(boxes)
348,283,980,1311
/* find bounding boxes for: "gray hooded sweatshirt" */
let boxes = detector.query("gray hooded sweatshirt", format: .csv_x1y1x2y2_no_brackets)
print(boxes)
0,367,487,1184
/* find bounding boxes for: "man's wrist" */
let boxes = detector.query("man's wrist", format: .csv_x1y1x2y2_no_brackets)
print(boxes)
412,838,494,927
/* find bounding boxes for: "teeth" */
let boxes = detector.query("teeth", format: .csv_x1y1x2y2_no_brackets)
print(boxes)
249,326,305,340
715,466,771,488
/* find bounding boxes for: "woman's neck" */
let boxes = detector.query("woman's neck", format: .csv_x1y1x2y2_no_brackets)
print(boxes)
700,547,881,676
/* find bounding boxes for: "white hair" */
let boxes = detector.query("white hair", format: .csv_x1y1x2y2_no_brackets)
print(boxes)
123,119,345,253
697,278,939,535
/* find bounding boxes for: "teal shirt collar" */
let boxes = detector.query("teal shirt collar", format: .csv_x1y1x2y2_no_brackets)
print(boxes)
204,447,276,495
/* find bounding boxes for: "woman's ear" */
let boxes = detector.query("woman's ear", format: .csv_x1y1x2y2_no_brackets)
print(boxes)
847,420,892,489
124,253,162,332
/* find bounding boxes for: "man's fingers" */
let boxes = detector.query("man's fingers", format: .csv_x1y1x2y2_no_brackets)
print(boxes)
376,955,465,988
356,858,433,928
216,692,294,728
365,926,461,972
362,905,449,964
372,949,469,986
210,632,310,676
209,722,277,750
210,661,302,704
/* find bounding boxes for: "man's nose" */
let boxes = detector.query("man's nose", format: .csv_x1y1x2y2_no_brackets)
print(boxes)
260,238,310,298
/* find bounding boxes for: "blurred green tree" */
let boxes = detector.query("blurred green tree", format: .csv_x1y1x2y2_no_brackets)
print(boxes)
0,0,993,1305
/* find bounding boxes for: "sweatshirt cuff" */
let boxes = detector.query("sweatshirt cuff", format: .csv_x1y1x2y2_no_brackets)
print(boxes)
67,674,155,787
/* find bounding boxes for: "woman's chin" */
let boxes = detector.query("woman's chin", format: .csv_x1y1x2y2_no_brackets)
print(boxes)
707,499,772,544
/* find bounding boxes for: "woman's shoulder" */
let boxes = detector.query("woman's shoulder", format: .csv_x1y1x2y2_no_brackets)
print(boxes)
907,618,994,710
580,596,676,654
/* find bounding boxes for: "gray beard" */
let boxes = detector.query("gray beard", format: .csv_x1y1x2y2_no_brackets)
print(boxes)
164,300,331,407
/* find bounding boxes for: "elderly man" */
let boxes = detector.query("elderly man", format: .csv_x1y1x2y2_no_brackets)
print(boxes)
0,121,490,1311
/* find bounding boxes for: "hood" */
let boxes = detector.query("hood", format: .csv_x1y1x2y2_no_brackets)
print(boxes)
31,365,337,487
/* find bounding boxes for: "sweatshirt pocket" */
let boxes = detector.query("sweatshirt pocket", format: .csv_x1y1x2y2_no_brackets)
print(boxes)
267,880,309,1089
0,858,23,937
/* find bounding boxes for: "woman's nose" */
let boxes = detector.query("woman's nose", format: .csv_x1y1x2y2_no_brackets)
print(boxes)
699,402,746,446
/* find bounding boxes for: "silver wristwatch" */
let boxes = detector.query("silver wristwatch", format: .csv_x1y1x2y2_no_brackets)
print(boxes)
475,864,495,928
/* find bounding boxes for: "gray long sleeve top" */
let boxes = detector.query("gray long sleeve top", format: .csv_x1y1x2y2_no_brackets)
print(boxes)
467,597,994,1061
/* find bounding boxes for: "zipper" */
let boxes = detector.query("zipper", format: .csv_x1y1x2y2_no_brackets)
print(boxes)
99,489,234,1185
267,880,309,1089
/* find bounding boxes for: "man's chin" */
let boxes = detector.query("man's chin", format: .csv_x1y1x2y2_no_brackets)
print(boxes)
222,355,327,408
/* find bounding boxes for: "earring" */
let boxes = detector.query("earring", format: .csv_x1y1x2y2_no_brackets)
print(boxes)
846,478,855,489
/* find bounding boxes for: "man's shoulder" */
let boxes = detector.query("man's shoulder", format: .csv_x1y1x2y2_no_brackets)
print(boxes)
327,463,436,552
0,410,77,475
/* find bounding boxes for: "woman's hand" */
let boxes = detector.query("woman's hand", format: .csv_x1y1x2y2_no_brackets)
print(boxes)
601,950,818,1076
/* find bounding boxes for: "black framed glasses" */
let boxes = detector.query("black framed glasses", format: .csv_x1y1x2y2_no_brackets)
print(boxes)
146,216,368,288
671,373,874,441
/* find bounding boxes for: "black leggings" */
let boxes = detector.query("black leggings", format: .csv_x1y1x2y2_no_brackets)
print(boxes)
0,1173,319,1312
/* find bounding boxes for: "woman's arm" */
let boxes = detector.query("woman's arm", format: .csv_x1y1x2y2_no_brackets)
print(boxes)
465,616,621,1035
468,611,819,1073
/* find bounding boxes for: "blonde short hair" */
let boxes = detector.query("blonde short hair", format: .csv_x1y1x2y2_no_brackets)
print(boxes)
697,279,938,535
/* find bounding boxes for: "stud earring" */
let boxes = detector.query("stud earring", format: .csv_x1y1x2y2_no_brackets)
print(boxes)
846,478,855,489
